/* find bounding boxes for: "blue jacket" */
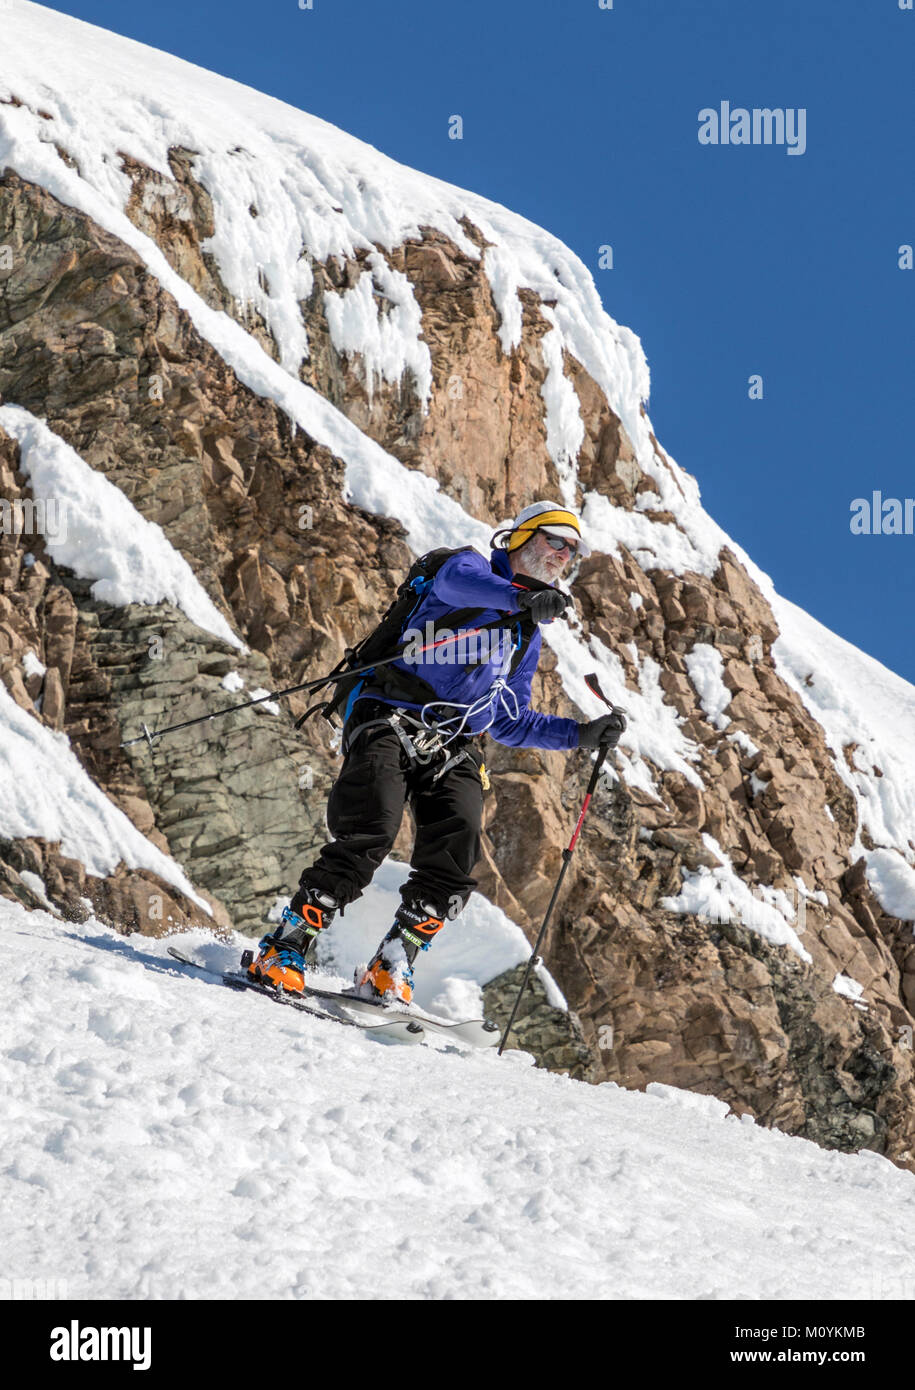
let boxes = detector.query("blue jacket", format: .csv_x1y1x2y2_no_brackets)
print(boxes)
355,547,581,750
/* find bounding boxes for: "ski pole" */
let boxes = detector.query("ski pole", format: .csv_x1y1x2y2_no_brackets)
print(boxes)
119,611,525,749
498,672,623,1056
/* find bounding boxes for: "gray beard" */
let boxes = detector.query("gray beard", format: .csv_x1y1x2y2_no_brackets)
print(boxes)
516,550,560,585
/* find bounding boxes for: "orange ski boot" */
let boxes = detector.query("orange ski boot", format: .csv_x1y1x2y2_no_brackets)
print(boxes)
248,887,338,993
358,902,445,1004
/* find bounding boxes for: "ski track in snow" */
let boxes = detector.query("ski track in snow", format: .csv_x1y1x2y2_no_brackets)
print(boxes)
2,899,914,1301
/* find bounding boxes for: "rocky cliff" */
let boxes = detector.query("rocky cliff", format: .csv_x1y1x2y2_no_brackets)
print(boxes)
2,1,915,1166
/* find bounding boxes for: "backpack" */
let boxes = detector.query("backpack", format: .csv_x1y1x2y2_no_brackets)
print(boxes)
297,546,482,730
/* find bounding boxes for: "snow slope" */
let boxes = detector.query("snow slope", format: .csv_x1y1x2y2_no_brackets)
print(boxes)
1,896,913,1301
1,0,914,941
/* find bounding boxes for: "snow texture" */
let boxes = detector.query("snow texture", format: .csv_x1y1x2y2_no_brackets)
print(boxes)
685,642,732,731
323,250,432,408
21,650,46,679
17,869,53,909
248,688,280,716
660,834,812,963
2,894,914,1300
833,973,866,1004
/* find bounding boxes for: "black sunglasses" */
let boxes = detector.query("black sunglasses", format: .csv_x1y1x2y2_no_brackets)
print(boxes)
541,532,578,557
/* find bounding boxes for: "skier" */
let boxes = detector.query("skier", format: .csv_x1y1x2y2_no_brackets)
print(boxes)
248,501,627,1004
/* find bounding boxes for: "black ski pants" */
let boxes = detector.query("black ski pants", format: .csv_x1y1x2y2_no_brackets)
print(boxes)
302,700,486,918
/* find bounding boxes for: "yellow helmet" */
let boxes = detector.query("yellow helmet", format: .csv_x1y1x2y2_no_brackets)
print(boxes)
494,500,590,558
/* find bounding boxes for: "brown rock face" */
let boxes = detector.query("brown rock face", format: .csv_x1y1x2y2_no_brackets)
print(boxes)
2,151,915,1169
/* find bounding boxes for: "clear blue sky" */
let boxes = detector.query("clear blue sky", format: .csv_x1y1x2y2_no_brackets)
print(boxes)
41,0,915,684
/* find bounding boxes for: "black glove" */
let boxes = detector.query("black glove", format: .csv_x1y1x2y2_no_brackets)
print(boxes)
578,708,627,749
515,587,569,624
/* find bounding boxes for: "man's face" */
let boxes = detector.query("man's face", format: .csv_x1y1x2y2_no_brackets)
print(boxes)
510,530,576,584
